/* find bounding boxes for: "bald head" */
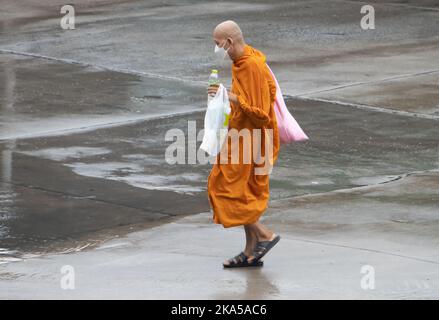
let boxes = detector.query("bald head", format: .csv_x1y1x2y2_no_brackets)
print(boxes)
212,20,246,61
213,20,244,44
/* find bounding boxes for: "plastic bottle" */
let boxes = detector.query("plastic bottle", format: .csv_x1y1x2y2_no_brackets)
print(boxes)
207,69,219,104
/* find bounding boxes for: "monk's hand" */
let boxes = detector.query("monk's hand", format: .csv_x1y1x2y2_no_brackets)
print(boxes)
228,91,238,104
207,84,219,97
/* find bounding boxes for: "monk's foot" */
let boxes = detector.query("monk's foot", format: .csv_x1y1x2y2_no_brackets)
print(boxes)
223,251,251,266
223,251,263,268
243,250,254,263
251,234,281,263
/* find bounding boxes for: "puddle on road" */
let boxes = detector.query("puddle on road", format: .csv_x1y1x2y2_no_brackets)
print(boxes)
17,146,112,161
121,173,205,194
122,153,164,164
17,146,205,194
0,248,23,265
0,186,16,259
295,177,335,187
66,161,143,176
16,147,205,194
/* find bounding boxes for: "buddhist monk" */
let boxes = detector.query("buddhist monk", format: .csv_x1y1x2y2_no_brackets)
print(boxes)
207,20,281,268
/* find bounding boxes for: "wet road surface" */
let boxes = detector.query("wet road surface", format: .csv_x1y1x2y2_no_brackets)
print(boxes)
0,0,438,299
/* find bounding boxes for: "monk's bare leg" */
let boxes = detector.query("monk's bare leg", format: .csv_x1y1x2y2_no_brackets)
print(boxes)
245,221,278,263
223,225,258,266
243,225,258,257
248,221,276,242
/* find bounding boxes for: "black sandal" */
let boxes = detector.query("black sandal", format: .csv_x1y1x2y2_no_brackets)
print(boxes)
251,234,281,262
223,252,264,268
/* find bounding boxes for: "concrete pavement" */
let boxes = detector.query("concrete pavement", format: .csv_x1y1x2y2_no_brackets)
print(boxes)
0,0,438,299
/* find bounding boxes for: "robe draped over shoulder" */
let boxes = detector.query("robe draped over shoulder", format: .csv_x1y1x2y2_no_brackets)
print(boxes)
207,44,280,228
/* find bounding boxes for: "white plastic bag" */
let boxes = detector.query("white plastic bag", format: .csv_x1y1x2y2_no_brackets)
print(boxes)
199,84,231,156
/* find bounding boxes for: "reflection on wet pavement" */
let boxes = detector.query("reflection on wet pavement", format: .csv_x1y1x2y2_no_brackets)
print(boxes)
18,147,112,161
0,52,208,257
65,162,205,194
212,268,281,300
0,53,205,140
0,140,17,264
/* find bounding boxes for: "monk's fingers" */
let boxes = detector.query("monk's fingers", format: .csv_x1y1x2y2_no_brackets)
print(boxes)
207,84,219,91
207,86,219,95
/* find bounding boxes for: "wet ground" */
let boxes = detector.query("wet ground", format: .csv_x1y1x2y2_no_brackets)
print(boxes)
0,0,438,298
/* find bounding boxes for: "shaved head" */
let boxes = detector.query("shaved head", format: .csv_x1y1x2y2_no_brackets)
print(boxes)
212,20,246,61
213,20,244,44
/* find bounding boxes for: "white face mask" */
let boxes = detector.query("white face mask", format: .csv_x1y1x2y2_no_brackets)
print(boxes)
214,40,231,61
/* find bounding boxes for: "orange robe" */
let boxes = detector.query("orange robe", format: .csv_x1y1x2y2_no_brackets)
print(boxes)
207,44,280,228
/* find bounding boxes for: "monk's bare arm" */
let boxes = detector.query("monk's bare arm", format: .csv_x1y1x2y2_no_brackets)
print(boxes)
228,91,238,104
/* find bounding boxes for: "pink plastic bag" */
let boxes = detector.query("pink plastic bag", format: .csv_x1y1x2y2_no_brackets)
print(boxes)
266,64,309,144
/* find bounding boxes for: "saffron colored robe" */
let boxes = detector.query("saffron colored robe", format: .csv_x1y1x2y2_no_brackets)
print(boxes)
207,44,280,228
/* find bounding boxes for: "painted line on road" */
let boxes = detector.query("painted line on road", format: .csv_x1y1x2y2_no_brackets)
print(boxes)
2,48,438,122
294,68,439,98
0,108,205,141
293,96,439,120
283,236,439,265
0,49,206,87
271,168,439,205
